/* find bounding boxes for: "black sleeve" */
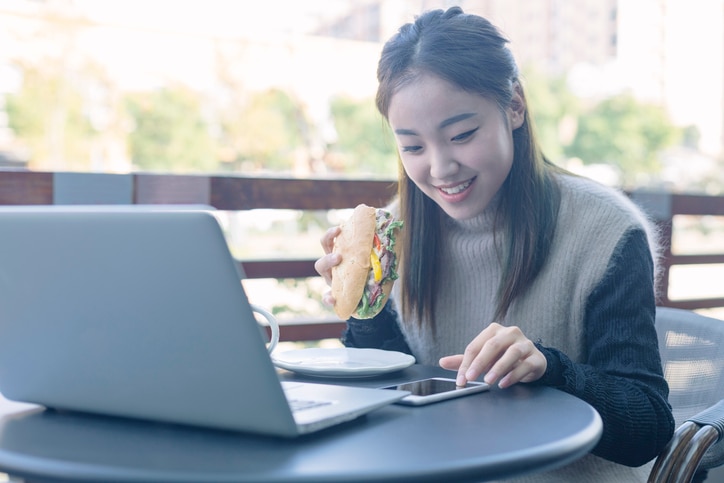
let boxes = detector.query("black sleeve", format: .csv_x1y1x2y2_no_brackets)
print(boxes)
341,302,413,355
533,228,675,467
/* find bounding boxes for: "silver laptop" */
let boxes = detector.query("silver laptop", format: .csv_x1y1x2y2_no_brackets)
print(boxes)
0,206,407,437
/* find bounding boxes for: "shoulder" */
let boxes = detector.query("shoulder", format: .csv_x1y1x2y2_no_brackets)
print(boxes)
556,174,657,244
554,173,662,276
557,174,647,226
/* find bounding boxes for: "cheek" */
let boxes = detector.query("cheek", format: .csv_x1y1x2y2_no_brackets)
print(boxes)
476,130,514,171
399,157,427,187
399,156,414,177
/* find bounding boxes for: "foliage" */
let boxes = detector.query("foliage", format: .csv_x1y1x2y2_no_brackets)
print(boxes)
217,89,305,172
4,57,684,184
271,278,330,318
522,67,580,163
124,86,217,172
329,96,397,178
5,61,94,170
523,68,683,186
565,94,681,185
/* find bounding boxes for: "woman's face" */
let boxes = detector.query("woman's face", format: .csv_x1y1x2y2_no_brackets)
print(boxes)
388,74,524,220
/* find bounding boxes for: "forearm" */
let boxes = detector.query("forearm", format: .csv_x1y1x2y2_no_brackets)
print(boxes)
537,345,673,466
534,229,674,466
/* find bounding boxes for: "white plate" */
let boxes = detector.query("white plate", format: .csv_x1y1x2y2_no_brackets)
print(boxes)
272,348,416,377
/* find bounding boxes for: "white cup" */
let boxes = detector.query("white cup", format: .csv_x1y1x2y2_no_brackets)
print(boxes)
251,304,279,353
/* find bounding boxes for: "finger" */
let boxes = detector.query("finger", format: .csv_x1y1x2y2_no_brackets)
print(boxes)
498,360,540,388
489,338,547,388
320,226,341,254
499,351,547,388
497,364,528,389
439,354,464,371
314,253,341,283
322,290,336,307
457,323,506,385
454,346,482,386
483,340,531,386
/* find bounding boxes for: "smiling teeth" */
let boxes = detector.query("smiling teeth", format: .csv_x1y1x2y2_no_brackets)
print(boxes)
440,179,473,195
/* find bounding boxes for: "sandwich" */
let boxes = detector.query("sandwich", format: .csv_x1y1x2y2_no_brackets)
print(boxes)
331,204,403,320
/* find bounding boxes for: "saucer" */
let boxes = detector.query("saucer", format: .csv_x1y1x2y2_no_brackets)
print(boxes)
272,348,415,377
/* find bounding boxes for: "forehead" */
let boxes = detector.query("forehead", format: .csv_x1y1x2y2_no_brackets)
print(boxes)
387,74,496,129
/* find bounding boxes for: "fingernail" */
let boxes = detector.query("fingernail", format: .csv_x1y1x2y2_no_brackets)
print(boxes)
484,372,497,384
456,374,466,386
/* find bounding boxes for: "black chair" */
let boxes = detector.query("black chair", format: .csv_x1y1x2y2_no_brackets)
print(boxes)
648,307,724,483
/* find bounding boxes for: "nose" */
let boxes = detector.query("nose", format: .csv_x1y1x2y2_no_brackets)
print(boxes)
429,146,459,180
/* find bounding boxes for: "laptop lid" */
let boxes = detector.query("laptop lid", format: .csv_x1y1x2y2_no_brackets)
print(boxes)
0,207,404,437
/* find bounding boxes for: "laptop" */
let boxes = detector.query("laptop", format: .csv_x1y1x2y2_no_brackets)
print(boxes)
0,206,407,437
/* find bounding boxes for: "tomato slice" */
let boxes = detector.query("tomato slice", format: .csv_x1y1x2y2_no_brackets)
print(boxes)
373,233,382,251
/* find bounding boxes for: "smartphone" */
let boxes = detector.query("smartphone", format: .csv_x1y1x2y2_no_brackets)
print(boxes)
382,377,490,406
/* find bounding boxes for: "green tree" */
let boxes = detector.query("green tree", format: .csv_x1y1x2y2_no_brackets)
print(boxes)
125,86,217,172
522,67,580,163
217,89,305,172
6,61,94,170
565,94,681,186
329,96,397,178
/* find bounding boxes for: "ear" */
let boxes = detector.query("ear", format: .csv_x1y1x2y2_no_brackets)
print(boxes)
507,82,526,130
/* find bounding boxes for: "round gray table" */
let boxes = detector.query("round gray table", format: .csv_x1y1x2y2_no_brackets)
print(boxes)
0,365,601,482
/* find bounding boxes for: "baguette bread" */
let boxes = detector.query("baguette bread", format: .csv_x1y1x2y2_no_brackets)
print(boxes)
331,204,403,320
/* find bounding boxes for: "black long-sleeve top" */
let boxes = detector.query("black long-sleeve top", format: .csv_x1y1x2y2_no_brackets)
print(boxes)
343,228,674,467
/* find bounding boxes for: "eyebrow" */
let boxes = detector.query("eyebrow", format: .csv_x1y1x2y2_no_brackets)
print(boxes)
439,112,477,129
394,112,477,136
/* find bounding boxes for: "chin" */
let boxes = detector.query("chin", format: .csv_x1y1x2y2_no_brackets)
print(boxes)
439,205,484,221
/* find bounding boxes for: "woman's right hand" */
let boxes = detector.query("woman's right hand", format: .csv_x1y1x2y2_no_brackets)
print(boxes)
314,226,341,306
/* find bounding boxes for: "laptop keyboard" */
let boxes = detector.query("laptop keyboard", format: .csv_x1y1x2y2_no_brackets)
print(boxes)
288,398,332,412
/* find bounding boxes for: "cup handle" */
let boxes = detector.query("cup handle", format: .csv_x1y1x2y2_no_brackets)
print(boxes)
250,304,279,353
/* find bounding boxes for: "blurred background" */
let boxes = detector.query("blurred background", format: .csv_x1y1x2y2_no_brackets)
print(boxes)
1,0,722,187
1,0,723,325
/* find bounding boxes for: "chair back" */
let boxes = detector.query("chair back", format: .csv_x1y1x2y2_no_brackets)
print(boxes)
655,306,724,470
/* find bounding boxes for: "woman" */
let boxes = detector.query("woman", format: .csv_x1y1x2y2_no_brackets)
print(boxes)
315,7,674,481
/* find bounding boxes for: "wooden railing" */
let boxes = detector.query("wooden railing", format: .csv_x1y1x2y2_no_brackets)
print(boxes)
2,169,723,340
630,191,724,311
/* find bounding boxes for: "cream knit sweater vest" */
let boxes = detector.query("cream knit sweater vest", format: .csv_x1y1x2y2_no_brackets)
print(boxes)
392,174,659,482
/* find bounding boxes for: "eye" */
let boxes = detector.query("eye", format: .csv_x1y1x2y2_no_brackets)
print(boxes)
451,127,479,143
400,145,423,154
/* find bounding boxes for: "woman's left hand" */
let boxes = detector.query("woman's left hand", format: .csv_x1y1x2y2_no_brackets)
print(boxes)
439,322,547,388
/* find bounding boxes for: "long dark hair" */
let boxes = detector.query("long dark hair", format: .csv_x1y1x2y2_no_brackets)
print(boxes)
376,7,563,325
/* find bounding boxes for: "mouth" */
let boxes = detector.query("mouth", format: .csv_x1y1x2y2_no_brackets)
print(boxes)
438,178,475,195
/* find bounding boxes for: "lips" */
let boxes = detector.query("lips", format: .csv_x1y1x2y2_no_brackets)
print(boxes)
438,178,474,195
